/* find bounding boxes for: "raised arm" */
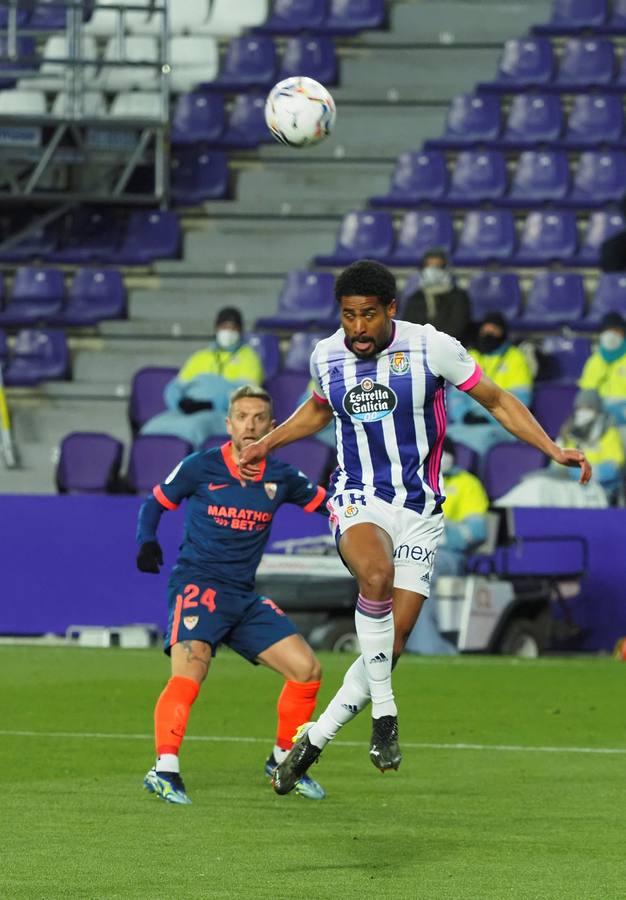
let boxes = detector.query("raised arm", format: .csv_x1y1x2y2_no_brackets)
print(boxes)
467,375,592,484
239,395,333,478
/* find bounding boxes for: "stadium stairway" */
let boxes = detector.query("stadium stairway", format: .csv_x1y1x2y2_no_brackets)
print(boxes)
0,0,551,493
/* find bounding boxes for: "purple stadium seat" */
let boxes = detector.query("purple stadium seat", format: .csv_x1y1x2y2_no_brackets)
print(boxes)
446,149,507,203
118,211,181,265
171,149,230,205
0,267,65,326
452,442,479,476
127,435,194,494
0,36,37,88
56,432,124,494
515,210,578,265
257,0,328,34
265,371,311,421
578,211,625,265
206,36,277,91
520,272,585,329
370,150,448,207
129,366,178,432
390,210,455,266
319,0,385,34
171,93,226,145
492,38,555,88
279,35,338,85
467,272,522,322
272,438,332,483
0,224,58,263
256,271,337,330
584,273,626,327
607,0,626,29
555,38,615,87
3,329,69,386
563,94,624,147
284,331,330,372
314,211,394,266
502,94,563,147
534,0,608,34
532,383,577,438
426,93,501,148
0,327,7,362
30,1,74,30
52,209,121,264
483,443,547,500
0,6,31,26
453,210,516,265
218,93,273,148
247,332,281,380
62,269,126,326
537,336,591,381
567,150,626,207
506,149,570,204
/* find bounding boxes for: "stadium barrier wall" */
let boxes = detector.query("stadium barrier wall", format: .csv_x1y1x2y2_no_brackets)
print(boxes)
1,496,625,650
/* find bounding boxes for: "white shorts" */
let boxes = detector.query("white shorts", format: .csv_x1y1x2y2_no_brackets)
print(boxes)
327,490,445,596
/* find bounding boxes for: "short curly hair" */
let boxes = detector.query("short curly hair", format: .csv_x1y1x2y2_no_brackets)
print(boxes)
334,259,396,306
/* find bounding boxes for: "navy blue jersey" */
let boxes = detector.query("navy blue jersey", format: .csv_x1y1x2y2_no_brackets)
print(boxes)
137,441,326,592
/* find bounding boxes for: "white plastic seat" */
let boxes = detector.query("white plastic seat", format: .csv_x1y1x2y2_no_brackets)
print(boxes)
169,36,219,93
52,91,107,118
0,89,47,115
98,36,160,91
110,91,162,120
200,0,269,36
19,34,98,92
85,0,152,37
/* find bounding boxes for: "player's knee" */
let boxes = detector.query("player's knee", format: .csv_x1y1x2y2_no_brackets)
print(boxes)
358,565,394,600
295,654,322,683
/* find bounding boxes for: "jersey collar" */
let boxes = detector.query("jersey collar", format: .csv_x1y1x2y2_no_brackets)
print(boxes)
220,440,266,482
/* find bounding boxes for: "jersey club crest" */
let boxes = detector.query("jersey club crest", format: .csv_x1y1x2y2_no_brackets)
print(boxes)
390,351,410,375
264,482,277,500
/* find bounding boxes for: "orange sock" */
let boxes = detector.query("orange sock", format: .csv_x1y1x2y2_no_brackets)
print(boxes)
275,680,321,751
155,675,200,757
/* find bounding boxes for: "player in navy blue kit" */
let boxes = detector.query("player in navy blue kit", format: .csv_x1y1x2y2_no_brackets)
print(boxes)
136,385,328,804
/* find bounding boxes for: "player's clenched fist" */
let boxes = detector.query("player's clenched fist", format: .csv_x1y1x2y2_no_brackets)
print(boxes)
137,540,164,574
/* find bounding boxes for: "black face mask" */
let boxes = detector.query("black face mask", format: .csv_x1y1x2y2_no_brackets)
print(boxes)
477,333,503,354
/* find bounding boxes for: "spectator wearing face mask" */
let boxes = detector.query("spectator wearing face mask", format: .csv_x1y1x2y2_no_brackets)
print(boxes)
578,312,626,427
403,247,471,342
141,307,264,448
447,312,534,456
557,389,624,501
405,437,489,655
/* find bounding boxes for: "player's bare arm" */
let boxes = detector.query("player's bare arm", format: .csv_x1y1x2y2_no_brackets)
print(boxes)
467,374,592,484
239,395,333,478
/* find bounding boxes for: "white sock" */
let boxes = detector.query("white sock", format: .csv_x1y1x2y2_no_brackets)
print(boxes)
273,745,289,763
355,594,397,719
308,656,371,749
156,753,179,773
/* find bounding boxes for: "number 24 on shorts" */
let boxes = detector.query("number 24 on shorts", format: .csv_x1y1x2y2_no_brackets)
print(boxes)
176,583,216,613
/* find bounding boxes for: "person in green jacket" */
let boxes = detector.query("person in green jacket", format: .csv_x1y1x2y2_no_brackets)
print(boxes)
578,312,626,427
448,312,533,456
141,307,264,448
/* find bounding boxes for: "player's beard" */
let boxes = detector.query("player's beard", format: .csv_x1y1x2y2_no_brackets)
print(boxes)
347,331,390,359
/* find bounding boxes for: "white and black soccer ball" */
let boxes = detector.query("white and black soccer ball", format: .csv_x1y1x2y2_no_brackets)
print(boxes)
264,76,336,148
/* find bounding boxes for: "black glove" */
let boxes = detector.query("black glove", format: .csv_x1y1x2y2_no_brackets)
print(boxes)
179,397,214,414
137,541,164,574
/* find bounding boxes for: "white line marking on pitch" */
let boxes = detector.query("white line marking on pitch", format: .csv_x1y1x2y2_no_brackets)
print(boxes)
1,730,624,755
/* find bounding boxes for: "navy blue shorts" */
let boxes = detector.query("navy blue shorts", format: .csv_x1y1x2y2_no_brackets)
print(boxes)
164,578,297,663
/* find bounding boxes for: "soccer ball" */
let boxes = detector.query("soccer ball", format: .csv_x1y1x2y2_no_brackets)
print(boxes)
264,77,336,148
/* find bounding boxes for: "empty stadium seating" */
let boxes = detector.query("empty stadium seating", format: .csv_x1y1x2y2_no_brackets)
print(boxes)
2,329,69,386
314,212,394,266
371,150,448,207
170,149,230,206
56,432,124,494
129,367,177,433
256,271,337,330
483,443,547,500
127,435,193,493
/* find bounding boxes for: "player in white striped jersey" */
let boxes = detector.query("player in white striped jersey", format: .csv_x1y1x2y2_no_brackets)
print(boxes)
240,260,591,793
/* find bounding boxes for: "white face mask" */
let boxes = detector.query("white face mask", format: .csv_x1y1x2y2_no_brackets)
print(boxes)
600,330,624,352
421,266,450,288
573,408,596,429
440,451,455,475
216,328,240,351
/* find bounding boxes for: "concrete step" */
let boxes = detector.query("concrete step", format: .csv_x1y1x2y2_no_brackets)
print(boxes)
71,337,208,384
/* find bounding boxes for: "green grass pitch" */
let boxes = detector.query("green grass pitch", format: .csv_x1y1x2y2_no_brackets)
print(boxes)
1,646,625,899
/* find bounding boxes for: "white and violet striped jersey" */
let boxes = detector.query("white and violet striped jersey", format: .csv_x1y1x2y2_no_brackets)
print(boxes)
310,319,481,516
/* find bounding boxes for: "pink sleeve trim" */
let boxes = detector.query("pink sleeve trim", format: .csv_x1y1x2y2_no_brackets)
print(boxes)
312,391,329,405
456,363,482,393
303,486,326,513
